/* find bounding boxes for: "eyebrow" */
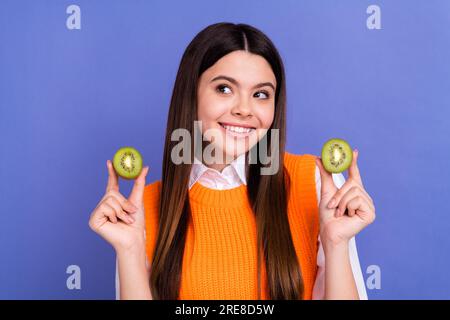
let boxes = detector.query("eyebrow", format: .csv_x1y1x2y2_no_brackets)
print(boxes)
210,75,276,91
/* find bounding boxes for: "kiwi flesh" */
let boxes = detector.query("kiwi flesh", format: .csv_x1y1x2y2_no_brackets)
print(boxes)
321,138,353,174
112,146,143,180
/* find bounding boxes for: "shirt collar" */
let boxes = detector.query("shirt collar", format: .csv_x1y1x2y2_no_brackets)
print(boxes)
189,153,247,190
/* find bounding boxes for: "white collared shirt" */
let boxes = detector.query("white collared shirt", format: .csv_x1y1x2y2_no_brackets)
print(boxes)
116,153,368,300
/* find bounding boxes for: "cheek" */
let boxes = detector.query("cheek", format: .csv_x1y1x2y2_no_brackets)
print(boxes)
256,107,275,129
197,93,230,126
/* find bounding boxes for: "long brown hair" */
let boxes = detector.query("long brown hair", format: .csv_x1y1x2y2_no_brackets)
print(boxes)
149,22,303,300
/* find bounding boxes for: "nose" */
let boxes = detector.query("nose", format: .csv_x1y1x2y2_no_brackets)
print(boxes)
231,96,252,118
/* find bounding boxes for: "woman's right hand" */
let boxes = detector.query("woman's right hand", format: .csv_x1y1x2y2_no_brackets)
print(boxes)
89,160,150,253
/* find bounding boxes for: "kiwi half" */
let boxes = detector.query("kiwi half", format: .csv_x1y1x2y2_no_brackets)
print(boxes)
321,138,353,174
112,146,143,180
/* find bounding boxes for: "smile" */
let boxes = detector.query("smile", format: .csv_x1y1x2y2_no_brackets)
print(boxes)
218,122,256,136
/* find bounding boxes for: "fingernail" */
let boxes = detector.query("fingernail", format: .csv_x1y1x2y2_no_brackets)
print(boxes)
327,198,336,208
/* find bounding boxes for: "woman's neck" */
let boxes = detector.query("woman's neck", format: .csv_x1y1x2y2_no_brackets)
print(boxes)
199,142,243,172
202,152,238,173
204,162,228,173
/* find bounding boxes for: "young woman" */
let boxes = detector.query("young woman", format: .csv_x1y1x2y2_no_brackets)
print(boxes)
89,22,376,300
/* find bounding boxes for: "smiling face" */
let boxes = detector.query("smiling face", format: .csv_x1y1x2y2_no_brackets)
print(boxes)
197,50,277,168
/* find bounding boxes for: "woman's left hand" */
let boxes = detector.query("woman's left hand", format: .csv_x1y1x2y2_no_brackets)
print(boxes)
315,150,376,246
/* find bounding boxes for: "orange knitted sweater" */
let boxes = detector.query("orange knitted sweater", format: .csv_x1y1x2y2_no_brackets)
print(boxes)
142,152,320,300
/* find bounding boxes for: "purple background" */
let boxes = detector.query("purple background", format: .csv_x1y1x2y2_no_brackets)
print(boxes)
1,0,449,299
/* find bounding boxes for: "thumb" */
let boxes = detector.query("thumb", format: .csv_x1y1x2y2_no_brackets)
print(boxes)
315,156,338,199
128,166,149,206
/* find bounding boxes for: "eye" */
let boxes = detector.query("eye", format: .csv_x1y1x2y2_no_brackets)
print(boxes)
254,91,270,100
216,84,232,95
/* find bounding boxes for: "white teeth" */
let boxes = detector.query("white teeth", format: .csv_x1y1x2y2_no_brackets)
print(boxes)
222,124,254,134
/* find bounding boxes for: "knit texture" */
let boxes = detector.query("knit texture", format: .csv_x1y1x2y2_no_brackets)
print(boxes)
143,152,320,300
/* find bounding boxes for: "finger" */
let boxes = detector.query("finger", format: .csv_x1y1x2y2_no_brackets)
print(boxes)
348,197,374,223
129,166,149,206
348,149,364,187
106,160,119,193
116,209,135,224
104,197,124,221
107,190,138,213
338,188,374,218
336,186,360,217
102,202,118,224
336,183,374,214
315,156,338,197
346,197,363,217
106,196,135,224
342,195,372,219
327,180,373,210
103,199,134,224
89,205,108,231
326,179,353,209
108,197,137,223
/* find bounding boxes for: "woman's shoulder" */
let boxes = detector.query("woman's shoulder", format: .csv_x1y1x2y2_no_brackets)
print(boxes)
143,180,161,208
283,151,319,192
144,180,161,192
283,151,318,170
283,152,321,226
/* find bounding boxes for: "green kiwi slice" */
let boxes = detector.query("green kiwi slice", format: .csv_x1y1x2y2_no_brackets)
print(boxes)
321,138,353,174
112,146,143,180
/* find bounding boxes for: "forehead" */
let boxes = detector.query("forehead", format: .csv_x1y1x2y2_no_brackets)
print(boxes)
202,51,276,87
